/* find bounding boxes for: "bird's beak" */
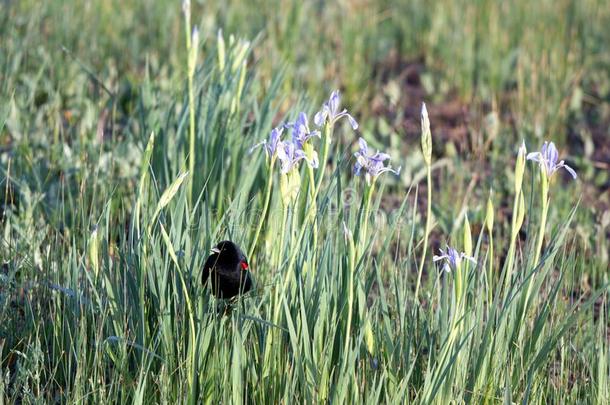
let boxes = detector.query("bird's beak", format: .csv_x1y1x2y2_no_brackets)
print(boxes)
211,247,221,254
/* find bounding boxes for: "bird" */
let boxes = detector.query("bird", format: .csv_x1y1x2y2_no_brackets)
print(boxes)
202,240,253,299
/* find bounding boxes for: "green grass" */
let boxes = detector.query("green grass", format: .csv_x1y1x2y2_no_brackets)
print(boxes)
1,0,609,403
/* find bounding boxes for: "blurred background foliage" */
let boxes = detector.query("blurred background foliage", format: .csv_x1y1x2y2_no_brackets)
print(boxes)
2,0,608,261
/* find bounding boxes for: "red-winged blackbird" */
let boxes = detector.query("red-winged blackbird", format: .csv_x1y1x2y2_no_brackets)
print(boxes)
202,240,253,299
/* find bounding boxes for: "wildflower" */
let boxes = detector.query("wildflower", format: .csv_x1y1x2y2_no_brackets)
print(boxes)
277,140,311,173
421,103,432,166
286,113,320,169
314,90,358,129
250,126,284,159
515,141,527,192
287,112,320,148
182,0,190,15
527,141,576,267
526,141,577,179
278,143,304,205
485,191,494,233
191,26,199,49
188,26,199,77
217,29,226,71
433,245,476,273
353,137,400,184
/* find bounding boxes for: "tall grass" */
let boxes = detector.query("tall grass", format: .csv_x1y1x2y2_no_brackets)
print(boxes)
1,0,608,403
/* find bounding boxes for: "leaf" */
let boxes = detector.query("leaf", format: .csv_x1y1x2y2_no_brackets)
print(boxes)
150,171,189,229
135,132,156,235
160,223,179,268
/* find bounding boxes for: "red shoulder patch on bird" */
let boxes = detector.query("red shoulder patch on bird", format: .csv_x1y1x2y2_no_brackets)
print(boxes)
240,261,249,270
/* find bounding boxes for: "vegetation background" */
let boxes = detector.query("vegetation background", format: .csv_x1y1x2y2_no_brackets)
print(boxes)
1,0,609,403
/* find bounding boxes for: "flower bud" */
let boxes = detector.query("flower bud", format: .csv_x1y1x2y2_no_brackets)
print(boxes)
486,191,494,233
364,317,375,354
342,221,356,263
182,0,190,16
421,103,432,166
302,143,317,166
89,225,100,278
280,170,301,207
342,221,353,243
217,29,226,72
515,141,526,193
188,26,199,77
463,213,473,257
232,40,250,73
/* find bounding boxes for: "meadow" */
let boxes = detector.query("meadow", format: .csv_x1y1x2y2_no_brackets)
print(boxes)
1,0,609,403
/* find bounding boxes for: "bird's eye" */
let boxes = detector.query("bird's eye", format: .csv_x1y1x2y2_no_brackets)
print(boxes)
240,261,249,270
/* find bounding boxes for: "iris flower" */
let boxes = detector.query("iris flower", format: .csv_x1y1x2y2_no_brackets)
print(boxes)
250,126,284,159
314,90,359,129
277,140,311,174
526,141,577,179
353,138,401,184
433,245,477,273
287,112,320,148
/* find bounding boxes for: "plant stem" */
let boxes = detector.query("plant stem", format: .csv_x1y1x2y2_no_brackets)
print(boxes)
487,232,494,306
344,227,356,359
532,173,549,266
248,158,275,259
183,8,196,204
188,73,195,203
342,181,375,359
307,165,318,251
522,171,549,324
357,182,375,257
415,164,432,299
503,190,520,293
315,122,331,193
275,206,288,268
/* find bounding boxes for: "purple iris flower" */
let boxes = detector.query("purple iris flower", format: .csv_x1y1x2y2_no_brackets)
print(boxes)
277,140,310,174
526,141,577,179
433,245,477,273
314,90,359,129
287,112,320,148
353,137,400,183
250,126,284,158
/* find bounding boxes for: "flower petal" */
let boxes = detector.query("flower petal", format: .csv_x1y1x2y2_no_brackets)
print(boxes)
276,141,288,161
526,152,542,163
314,110,325,127
371,152,391,162
315,105,330,127
358,137,368,153
560,162,577,179
461,253,477,265
346,113,359,130
248,140,266,155
546,142,559,167
376,166,400,177
356,154,369,168
329,90,340,114
308,130,321,139
308,150,319,169
541,142,549,158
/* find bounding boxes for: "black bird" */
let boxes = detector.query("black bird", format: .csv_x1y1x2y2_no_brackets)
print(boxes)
202,240,253,299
